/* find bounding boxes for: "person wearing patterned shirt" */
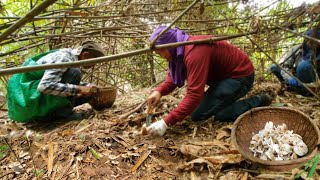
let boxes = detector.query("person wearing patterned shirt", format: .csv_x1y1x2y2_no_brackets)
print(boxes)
7,41,105,122
145,26,273,136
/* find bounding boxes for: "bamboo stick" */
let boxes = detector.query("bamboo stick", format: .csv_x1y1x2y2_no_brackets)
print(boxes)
130,150,151,172
272,23,320,45
0,31,258,76
47,142,54,176
1,24,149,42
0,6,201,21
0,41,46,57
0,0,57,43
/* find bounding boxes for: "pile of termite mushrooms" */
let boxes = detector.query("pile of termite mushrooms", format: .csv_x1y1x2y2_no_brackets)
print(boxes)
249,121,308,161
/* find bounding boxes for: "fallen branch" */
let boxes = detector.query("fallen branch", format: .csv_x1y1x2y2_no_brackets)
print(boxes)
131,150,151,172
119,100,147,119
47,142,54,176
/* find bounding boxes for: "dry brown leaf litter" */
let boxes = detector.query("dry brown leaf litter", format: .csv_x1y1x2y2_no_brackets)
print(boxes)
0,82,320,179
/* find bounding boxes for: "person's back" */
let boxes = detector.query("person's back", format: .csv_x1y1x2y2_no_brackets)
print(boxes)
7,41,105,122
280,45,302,70
7,50,71,122
185,35,254,82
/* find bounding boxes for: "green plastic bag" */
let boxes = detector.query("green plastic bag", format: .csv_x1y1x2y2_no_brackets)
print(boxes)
7,50,71,122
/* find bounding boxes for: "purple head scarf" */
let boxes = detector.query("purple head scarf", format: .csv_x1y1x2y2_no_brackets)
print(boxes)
150,26,189,87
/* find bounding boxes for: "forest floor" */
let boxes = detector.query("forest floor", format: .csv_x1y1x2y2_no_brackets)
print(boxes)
0,81,320,180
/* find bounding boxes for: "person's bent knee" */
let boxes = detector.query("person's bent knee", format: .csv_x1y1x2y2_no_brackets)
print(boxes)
270,64,278,72
215,113,236,122
297,61,313,72
296,61,315,83
61,68,81,84
68,68,81,80
191,112,211,122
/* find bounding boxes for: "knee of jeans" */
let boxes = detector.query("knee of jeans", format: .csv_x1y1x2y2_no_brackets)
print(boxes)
215,113,236,122
62,68,81,84
214,81,244,97
297,61,313,72
214,113,224,121
270,64,278,72
53,104,74,118
70,68,81,79
191,111,210,121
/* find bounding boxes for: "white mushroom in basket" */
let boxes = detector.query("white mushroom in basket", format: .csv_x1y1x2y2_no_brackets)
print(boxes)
249,121,308,161
293,140,308,156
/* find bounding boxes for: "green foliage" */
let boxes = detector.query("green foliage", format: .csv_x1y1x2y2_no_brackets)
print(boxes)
294,152,320,179
33,169,45,177
89,146,100,160
0,145,9,159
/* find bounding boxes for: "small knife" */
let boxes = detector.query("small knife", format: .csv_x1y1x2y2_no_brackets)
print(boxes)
145,105,154,126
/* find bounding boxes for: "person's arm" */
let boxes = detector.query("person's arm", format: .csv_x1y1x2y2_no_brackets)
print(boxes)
38,69,78,97
163,46,209,126
37,55,78,97
154,72,177,96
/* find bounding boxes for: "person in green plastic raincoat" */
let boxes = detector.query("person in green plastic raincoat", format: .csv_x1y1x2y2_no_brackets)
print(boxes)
7,41,105,122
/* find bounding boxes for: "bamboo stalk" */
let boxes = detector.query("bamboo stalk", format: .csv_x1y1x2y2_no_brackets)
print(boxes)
0,41,46,57
0,0,58,43
2,24,148,42
0,6,201,21
272,23,320,45
0,31,258,76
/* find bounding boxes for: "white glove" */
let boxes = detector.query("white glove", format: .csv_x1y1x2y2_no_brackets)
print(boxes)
147,119,168,136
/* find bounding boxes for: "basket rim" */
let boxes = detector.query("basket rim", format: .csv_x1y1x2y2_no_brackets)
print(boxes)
231,106,320,166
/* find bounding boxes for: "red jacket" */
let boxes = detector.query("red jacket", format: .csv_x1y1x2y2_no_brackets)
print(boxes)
155,35,254,125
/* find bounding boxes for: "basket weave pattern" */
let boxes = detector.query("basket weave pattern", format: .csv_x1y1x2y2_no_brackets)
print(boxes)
89,87,117,110
231,107,320,171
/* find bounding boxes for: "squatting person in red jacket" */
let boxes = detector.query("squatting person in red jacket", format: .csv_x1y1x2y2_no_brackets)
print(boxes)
146,26,272,136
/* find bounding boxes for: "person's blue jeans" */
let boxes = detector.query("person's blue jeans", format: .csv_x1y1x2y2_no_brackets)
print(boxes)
295,60,317,96
271,61,315,83
191,73,264,122
296,60,315,83
270,64,285,82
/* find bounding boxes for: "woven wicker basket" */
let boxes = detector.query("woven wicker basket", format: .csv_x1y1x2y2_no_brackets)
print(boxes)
231,107,320,171
89,87,117,110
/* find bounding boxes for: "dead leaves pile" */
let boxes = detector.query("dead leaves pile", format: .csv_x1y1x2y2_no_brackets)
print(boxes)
0,84,320,179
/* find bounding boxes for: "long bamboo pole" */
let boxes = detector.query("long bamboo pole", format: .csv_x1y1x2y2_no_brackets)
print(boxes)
0,31,257,76
0,6,200,21
272,23,320,45
0,0,57,43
